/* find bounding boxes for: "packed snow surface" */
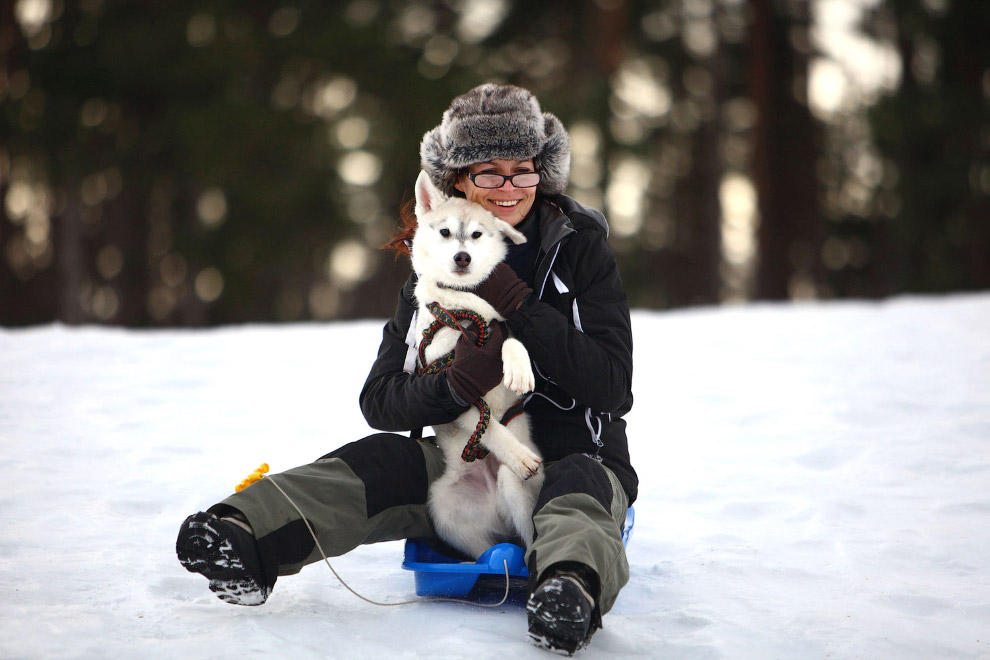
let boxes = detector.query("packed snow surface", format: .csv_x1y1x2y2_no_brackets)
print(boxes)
2,294,989,659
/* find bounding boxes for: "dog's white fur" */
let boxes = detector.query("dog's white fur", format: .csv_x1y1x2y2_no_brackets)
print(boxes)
411,170,544,560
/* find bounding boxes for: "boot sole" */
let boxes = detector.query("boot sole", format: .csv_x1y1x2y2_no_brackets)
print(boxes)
526,577,595,655
176,512,268,606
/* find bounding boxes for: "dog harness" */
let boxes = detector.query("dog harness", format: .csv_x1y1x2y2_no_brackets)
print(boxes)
417,302,524,462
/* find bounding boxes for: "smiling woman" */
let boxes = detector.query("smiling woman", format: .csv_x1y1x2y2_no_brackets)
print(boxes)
177,83,636,657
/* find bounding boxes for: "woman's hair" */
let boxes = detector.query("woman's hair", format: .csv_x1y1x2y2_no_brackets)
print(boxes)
381,197,417,258
381,169,470,257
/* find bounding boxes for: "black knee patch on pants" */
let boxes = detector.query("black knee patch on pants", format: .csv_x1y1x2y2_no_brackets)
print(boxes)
536,454,614,514
321,433,430,519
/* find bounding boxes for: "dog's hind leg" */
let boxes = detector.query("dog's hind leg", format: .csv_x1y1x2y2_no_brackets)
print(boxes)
496,465,543,548
429,480,499,559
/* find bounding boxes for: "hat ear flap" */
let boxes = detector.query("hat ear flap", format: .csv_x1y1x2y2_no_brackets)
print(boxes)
536,113,571,195
414,170,446,218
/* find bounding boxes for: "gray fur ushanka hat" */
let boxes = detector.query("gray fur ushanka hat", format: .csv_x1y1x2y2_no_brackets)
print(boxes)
420,83,571,197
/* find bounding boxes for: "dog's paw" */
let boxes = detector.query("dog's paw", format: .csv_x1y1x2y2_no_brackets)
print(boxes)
502,339,535,395
503,366,535,396
504,444,542,481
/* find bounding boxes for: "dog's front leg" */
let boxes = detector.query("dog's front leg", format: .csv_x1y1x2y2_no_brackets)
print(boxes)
501,337,535,395
477,419,542,481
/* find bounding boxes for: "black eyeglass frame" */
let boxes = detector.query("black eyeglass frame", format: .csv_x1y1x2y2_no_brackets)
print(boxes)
466,171,543,189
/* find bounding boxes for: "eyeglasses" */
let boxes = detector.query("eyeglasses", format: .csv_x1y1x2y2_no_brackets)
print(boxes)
466,171,542,189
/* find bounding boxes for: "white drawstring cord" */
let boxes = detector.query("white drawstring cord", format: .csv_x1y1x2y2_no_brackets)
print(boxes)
265,474,512,609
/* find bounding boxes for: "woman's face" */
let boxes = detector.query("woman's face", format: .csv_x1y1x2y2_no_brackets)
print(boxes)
454,158,538,227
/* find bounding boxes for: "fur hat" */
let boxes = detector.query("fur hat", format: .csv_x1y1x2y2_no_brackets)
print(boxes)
420,83,571,197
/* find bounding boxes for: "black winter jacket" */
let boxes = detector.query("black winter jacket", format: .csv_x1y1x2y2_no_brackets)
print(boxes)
360,195,637,503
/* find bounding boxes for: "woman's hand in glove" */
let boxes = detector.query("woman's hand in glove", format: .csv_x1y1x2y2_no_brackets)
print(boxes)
471,263,532,320
445,321,508,404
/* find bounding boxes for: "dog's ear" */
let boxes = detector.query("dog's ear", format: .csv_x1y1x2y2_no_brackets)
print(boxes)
496,220,528,245
414,171,446,219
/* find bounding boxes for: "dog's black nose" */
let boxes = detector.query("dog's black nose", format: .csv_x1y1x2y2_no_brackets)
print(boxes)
454,252,471,268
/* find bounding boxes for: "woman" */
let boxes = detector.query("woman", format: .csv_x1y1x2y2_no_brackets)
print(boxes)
177,83,637,655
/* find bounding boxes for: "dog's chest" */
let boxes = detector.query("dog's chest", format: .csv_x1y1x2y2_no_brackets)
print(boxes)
413,285,495,370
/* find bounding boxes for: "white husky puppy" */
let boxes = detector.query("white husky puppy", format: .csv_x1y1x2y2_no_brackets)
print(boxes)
410,170,545,560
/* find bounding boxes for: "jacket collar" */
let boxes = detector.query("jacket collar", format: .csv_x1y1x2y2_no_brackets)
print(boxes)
534,196,575,254
527,197,575,299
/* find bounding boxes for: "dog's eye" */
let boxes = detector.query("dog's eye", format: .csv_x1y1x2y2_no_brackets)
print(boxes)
471,231,482,239
439,228,450,238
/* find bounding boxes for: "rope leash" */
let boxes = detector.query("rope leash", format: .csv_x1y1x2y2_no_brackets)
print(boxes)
417,301,494,461
263,472,512,609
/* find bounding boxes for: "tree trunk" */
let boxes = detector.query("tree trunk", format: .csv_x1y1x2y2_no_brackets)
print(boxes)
749,0,822,300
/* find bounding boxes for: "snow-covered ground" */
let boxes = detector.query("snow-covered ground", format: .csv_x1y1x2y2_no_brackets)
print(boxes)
2,294,989,659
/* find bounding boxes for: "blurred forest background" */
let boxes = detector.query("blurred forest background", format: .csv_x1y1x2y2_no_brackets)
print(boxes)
1,0,988,327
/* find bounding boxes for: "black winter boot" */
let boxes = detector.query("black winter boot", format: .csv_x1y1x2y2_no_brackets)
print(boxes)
526,566,600,655
176,511,271,606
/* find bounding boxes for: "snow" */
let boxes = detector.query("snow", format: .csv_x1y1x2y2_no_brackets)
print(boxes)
2,294,989,659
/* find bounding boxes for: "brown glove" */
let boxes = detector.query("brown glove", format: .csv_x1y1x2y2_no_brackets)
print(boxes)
445,321,508,403
471,263,532,320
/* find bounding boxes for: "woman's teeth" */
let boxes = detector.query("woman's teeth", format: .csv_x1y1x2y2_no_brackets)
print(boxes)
493,200,518,207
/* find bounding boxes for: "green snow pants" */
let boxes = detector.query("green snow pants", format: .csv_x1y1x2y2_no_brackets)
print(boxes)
210,433,631,616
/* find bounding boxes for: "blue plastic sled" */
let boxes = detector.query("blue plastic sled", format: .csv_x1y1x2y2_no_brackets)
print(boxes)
402,506,635,598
